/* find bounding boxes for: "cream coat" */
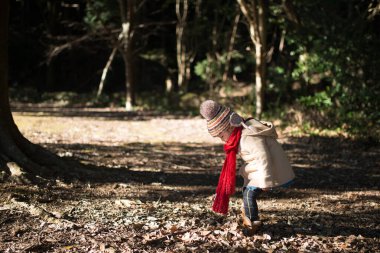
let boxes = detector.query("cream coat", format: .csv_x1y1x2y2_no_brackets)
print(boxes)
238,119,295,188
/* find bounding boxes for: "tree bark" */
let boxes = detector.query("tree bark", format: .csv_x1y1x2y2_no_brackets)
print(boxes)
119,0,136,111
222,12,240,82
97,33,124,98
0,0,83,183
237,0,268,118
255,0,267,118
176,0,189,92
97,46,117,98
47,0,60,35
0,0,36,179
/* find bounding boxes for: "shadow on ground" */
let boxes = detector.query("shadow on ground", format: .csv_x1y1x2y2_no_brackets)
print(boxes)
41,135,379,192
1,135,379,243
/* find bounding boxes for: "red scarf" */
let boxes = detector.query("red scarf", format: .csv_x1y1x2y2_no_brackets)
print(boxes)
212,126,243,214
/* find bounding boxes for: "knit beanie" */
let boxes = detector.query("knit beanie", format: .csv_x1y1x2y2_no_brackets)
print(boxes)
200,100,233,137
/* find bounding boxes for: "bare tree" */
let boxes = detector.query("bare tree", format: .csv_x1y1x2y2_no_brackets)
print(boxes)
237,0,267,118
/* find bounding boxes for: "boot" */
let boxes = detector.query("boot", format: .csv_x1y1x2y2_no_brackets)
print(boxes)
240,206,262,235
240,206,252,227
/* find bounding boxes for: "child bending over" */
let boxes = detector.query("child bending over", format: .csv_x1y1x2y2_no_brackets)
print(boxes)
200,100,295,234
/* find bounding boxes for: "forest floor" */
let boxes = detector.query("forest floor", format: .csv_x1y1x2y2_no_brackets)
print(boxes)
0,103,379,252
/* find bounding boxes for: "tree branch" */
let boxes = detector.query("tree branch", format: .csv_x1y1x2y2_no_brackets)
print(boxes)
282,0,301,27
237,0,260,45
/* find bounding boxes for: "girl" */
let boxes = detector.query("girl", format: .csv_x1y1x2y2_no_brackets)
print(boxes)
200,100,295,233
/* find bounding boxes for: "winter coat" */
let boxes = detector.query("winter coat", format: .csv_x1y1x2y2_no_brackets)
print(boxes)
238,119,295,188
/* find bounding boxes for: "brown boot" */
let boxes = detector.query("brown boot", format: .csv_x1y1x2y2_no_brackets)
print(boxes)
240,206,252,227
240,207,262,235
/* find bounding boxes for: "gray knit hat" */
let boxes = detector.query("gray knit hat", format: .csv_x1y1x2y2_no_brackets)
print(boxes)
200,100,233,137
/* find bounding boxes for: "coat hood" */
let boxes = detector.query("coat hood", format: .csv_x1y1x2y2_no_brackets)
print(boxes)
241,118,278,138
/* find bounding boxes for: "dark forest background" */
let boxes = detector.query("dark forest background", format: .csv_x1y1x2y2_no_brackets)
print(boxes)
8,0,380,138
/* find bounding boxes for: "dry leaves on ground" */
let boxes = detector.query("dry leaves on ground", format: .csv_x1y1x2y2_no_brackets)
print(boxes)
0,107,379,252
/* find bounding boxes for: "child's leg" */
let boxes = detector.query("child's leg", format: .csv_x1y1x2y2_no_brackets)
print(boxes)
242,187,262,221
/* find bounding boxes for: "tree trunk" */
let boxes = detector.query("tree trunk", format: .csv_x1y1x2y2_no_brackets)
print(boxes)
119,0,136,111
0,0,82,183
97,43,119,98
0,0,38,180
47,0,60,35
222,12,240,82
207,11,219,97
255,0,267,118
237,0,268,118
176,0,189,92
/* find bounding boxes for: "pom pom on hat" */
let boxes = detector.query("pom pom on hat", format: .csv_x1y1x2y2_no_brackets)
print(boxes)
200,100,221,120
200,100,233,137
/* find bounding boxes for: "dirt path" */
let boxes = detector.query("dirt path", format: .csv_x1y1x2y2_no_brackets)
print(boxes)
1,106,379,252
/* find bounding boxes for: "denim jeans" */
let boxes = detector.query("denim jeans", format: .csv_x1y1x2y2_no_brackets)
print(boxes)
242,186,263,221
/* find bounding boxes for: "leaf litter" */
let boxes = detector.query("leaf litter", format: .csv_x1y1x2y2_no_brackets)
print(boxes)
0,108,379,252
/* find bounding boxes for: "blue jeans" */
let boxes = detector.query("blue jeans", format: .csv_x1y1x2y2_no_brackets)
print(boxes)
242,180,294,221
242,187,262,221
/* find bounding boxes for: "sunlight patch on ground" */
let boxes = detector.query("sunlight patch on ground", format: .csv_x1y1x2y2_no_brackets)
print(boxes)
13,113,218,144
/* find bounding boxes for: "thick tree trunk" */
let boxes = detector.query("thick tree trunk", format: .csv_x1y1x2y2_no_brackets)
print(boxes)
0,0,36,179
0,1,20,167
0,1,11,128
0,0,82,183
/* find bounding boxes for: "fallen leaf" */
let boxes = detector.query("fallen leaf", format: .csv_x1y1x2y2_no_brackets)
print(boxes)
170,225,178,233
200,230,212,236
263,234,272,240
